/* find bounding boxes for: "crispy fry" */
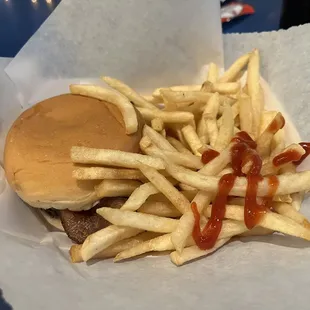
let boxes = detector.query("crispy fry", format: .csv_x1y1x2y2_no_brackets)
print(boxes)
69,84,138,134
81,225,142,262
142,95,162,105
239,93,253,134
101,76,157,110
181,125,205,156
256,112,285,157
204,204,310,240
97,207,179,233
291,192,304,211
165,162,310,196
260,144,305,175
139,164,191,214
138,108,194,125
152,85,201,99
95,180,141,198
71,146,165,170
270,129,285,157
214,104,234,151
166,136,192,155
210,82,241,95
272,202,310,228
206,62,219,83
197,116,209,145
139,200,182,218
70,232,159,263
139,135,152,151
217,101,239,127
121,182,159,211
219,53,250,83
143,125,177,152
143,144,203,170
73,167,145,180
151,118,164,132
170,238,230,266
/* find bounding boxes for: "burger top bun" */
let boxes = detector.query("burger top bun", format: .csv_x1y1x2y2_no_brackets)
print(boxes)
4,94,143,211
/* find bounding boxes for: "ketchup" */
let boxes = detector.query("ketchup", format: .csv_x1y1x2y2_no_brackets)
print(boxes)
294,142,310,166
191,174,236,250
201,149,219,165
273,149,302,166
192,131,282,250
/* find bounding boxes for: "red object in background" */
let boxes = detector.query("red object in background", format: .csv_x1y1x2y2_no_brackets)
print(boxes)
221,2,255,23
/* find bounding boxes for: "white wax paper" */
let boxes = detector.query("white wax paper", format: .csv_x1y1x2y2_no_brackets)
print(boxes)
2,0,310,308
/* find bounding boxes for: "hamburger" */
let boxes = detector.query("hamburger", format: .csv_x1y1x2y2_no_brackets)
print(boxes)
4,93,143,243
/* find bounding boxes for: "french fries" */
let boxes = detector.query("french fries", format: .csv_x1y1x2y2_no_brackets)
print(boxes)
101,76,158,110
95,179,141,198
70,84,138,134
73,167,145,180
71,146,165,170
97,207,179,233
68,50,310,267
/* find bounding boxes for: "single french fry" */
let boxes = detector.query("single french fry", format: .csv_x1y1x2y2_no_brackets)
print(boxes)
159,90,236,106
291,192,304,211
139,164,191,214
246,49,262,138
152,85,201,99
139,200,182,218
101,76,157,110
70,231,159,263
143,144,203,170
197,116,209,145
217,101,239,127
121,182,159,211
219,53,250,83
179,183,197,191
97,207,179,233
151,118,164,132
272,202,310,228
143,125,177,152
261,144,305,175
69,84,138,134
137,108,194,125
166,136,192,155
239,226,273,237
73,167,145,180
259,111,278,135
181,125,205,156
71,146,165,170
206,62,219,83
139,135,152,151
164,162,310,197
95,179,141,198
256,112,286,157
214,104,234,151
270,129,285,157
204,204,310,241
170,238,230,266
211,82,241,95
81,225,142,262
239,93,253,134
114,233,175,262
142,95,162,105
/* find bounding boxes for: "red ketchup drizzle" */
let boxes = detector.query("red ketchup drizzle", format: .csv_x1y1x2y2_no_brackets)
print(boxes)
201,149,220,165
191,174,236,250
294,142,310,166
192,131,281,250
273,149,302,167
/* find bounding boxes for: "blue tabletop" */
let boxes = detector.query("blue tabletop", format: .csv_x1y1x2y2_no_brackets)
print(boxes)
0,0,61,57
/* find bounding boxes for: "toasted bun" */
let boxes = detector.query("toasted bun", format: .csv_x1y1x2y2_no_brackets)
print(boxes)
4,94,143,211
